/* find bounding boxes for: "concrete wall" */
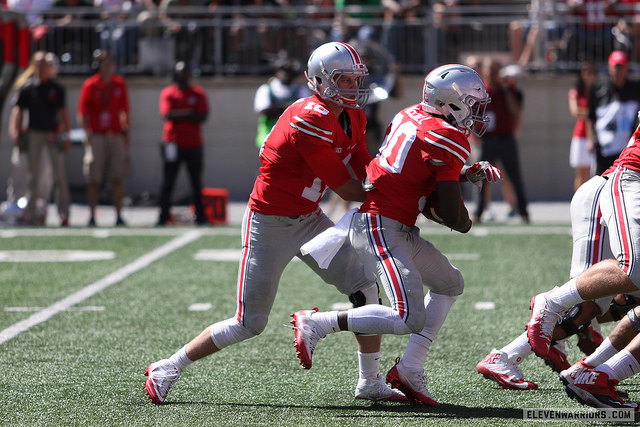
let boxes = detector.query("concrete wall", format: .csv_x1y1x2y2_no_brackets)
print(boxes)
0,74,577,204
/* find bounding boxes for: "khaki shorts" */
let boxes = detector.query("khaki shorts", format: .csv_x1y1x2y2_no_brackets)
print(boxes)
83,133,128,183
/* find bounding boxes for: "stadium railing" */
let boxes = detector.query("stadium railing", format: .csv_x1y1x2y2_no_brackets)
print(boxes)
5,1,639,77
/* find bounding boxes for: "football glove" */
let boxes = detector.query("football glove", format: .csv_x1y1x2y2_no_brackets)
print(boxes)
465,161,503,189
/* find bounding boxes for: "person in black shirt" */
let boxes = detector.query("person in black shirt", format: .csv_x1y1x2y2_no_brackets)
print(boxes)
8,51,72,226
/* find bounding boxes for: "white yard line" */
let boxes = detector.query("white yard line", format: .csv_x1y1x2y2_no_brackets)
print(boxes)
0,230,202,346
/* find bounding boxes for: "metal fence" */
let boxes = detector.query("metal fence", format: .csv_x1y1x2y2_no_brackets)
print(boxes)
15,0,640,77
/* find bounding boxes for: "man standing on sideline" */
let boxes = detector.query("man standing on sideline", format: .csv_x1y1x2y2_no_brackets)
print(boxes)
157,61,209,226
143,42,407,405
77,50,130,227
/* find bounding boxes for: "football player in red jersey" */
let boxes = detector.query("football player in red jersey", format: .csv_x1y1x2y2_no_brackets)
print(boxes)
290,64,503,406
143,42,409,405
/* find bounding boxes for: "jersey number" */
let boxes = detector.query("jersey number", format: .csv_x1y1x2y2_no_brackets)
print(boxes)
379,119,417,174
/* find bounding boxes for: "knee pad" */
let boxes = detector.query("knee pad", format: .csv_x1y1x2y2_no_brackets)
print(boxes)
209,318,260,350
610,295,640,321
349,283,381,307
627,307,640,333
558,304,590,339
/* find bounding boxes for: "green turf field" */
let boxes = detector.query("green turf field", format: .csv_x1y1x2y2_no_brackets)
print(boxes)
0,224,633,425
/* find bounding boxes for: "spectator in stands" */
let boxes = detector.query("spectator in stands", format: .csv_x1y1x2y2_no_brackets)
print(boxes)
77,50,131,226
474,57,530,224
253,51,309,149
49,0,99,67
8,51,72,226
157,61,209,226
381,0,429,67
7,0,52,27
568,61,597,191
565,0,617,63
588,50,640,174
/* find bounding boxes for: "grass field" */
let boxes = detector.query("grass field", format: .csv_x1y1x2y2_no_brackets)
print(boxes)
0,223,633,426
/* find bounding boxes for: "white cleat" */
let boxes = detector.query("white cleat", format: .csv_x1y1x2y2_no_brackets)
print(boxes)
290,308,325,369
355,374,409,402
144,359,180,405
476,349,538,390
526,292,563,358
559,358,594,385
386,359,440,406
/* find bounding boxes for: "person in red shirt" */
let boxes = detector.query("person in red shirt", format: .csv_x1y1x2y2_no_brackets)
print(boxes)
77,50,130,226
143,42,408,405
157,61,209,226
290,64,502,406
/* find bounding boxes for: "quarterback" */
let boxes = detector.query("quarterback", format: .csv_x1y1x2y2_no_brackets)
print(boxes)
291,64,502,406
144,42,406,404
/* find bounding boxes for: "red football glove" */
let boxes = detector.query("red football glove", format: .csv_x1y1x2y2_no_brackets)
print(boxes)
465,161,503,189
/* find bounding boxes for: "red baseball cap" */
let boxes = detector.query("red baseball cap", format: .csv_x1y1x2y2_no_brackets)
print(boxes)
609,50,629,66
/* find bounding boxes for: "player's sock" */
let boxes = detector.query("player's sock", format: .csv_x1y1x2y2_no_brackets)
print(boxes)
310,311,340,335
501,331,534,364
358,351,380,379
401,292,457,371
169,345,193,370
585,337,619,367
546,278,582,312
595,349,640,382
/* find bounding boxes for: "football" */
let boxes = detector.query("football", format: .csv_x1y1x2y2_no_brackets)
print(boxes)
423,191,445,225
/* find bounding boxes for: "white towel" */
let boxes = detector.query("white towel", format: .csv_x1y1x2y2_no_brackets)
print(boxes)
301,209,357,269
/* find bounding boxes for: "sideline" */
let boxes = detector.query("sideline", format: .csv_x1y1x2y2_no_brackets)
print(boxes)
0,230,202,346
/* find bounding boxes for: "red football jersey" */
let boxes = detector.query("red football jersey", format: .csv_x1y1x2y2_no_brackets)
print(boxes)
248,94,370,216
361,104,470,227
159,84,209,148
77,73,129,134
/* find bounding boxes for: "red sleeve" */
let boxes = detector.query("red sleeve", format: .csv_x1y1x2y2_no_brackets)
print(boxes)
159,87,170,117
77,80,89,115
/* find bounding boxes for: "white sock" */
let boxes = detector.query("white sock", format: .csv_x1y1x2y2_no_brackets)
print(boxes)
168,345,192,371
501,332,533,365
401,293,457,371
585,337,618,367
596,349,640,381
310,311,340,336
546,278,582,312
358,351,380,380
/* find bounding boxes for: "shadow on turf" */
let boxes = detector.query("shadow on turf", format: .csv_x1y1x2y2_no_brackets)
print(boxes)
149,401,521,420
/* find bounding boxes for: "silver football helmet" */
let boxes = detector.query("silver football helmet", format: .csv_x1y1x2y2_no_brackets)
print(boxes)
421,64,491,137
305,42,370,109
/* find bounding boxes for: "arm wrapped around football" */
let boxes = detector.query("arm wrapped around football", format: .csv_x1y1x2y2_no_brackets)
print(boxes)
422,191,446,225
464,161,503,189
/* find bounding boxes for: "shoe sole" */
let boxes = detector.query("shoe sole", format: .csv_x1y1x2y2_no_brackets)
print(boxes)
355,394,409,403
386,366,440,406
476,364,538,390
566,383,636,409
